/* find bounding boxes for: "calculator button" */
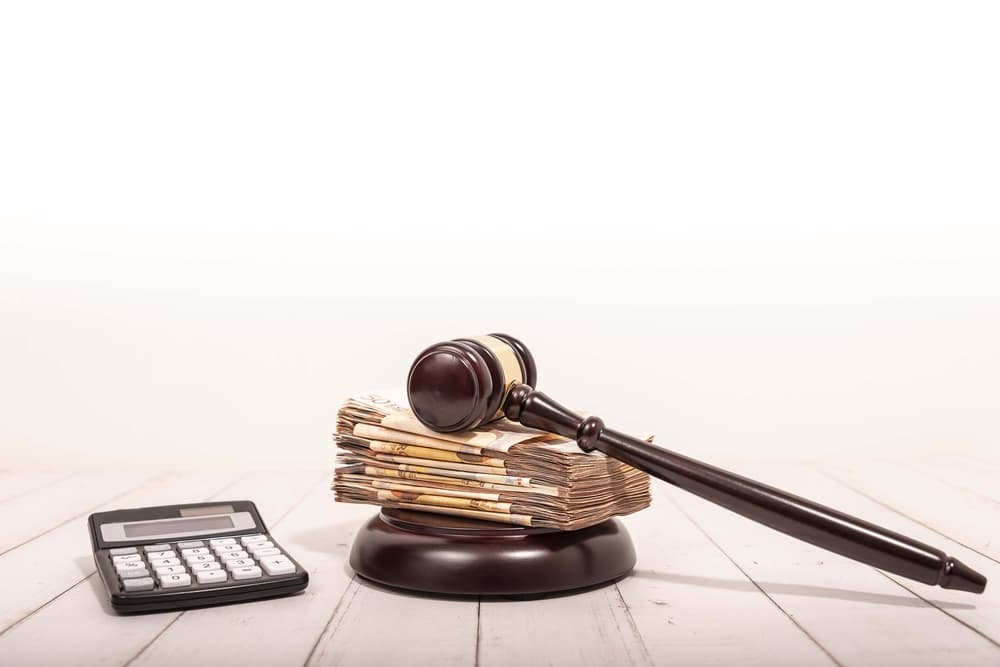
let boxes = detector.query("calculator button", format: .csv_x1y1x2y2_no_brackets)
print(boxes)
260,557,295,576
231,566,262,580
196,569,228,584
181,547,210,556
143,544,171,552
110,547,138,556
185,554,215,565
209,538,236,546
146,550,176,560
190,561,221,571
219,551,249,561
149,557,181,568
214,544,243,554
112,554,142,563
224,558,255,570
247,541,274,552
122,577,155,592
155,565,187,576
251,547,281,558
176,541,205,549
115,561,147,573
119,568,151,579
240,534,268,545
160,573,192,588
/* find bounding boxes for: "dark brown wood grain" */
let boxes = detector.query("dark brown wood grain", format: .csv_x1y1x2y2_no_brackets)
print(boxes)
349,509,636,596
406,334,988,594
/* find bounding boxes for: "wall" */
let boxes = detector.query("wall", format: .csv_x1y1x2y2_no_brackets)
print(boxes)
2,2,997,468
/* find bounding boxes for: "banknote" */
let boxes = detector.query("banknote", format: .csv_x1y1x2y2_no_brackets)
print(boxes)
333,393,651,530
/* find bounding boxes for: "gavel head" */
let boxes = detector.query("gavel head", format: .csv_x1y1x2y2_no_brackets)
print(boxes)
407,334,537,432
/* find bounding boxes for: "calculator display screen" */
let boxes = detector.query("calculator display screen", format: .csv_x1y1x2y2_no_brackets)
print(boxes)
123,515,235,538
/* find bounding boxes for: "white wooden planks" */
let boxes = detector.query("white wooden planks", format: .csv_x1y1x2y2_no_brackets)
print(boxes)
130,478,374,667
618,486,837,666
0,470,317,667
804,464,1000,649
0,470,240,633
309,578,478,667
669,462,1000,666
478,583,650,667
0,471,75,504
828,461,1000,563
0,471,159,554
1,461,998,667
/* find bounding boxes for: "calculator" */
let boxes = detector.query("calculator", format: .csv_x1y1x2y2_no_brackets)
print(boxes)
88,500,308,613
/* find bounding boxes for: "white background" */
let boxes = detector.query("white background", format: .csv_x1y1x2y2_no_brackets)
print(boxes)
1,2,997,469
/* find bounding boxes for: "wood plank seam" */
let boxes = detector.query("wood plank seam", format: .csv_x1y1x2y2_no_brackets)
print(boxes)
474,596,482,667
121,475,328,667
904,462,1000,507
121,615,183,667
814,468,1000,649
0,472,76,505
821,471,1000,567
0,472,248,638
873,569,1000,650
0,574,89,640
0,472,170,558
303,576,361,667
665,494,846,667
611,583,654,666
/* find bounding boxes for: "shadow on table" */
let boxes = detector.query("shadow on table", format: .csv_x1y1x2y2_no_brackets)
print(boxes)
73,556,118,616
291,520,359,559
629,569,975,610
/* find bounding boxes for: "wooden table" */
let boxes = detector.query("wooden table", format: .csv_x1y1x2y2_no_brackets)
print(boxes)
1,458,998,666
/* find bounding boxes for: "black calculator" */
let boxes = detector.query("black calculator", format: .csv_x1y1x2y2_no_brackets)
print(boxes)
88,500,308,613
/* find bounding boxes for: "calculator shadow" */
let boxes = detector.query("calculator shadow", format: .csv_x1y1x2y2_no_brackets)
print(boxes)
74,556,118,616
291,519,361,559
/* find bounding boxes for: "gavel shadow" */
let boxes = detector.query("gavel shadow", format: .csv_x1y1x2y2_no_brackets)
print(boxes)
630,569,975,610
74,555,120,617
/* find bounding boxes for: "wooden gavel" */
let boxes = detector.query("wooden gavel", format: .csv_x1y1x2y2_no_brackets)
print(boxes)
406,333,987,594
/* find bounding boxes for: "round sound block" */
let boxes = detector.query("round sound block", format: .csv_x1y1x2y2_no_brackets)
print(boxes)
349,509,637,596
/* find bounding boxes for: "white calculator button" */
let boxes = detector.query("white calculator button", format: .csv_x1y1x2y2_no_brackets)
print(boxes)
115,561,147,573
196,569,228,584
155,565,187,576
240,534,268,545
219,551,249,561
146,550,175,560
191,561,221,571
160,573,192,588
112,554,141,563
149,557,181,568
177,541,205,549
251,547,281,557
185,554,215,564
214,544,242,554
110,547,138,556
225,558,255,570
231,566,262,580
143,544,171,552
209,537,236,546
261,557,295,576
119,568,150,579
247,541,274,552
122,577,155,592
181,547,210,557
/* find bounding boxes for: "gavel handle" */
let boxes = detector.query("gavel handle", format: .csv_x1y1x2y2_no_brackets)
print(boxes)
503,385,987,593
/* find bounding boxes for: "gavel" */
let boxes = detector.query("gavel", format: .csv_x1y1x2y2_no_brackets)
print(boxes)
406,333,987,594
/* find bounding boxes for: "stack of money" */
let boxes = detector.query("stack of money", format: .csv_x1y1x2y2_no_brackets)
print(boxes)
332,393,651,530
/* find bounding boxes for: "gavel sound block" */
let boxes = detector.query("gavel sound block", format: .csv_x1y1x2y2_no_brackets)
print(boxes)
348,334,987,597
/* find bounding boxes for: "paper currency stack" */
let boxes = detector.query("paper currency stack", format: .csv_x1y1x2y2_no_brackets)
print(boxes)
332,393,651,530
